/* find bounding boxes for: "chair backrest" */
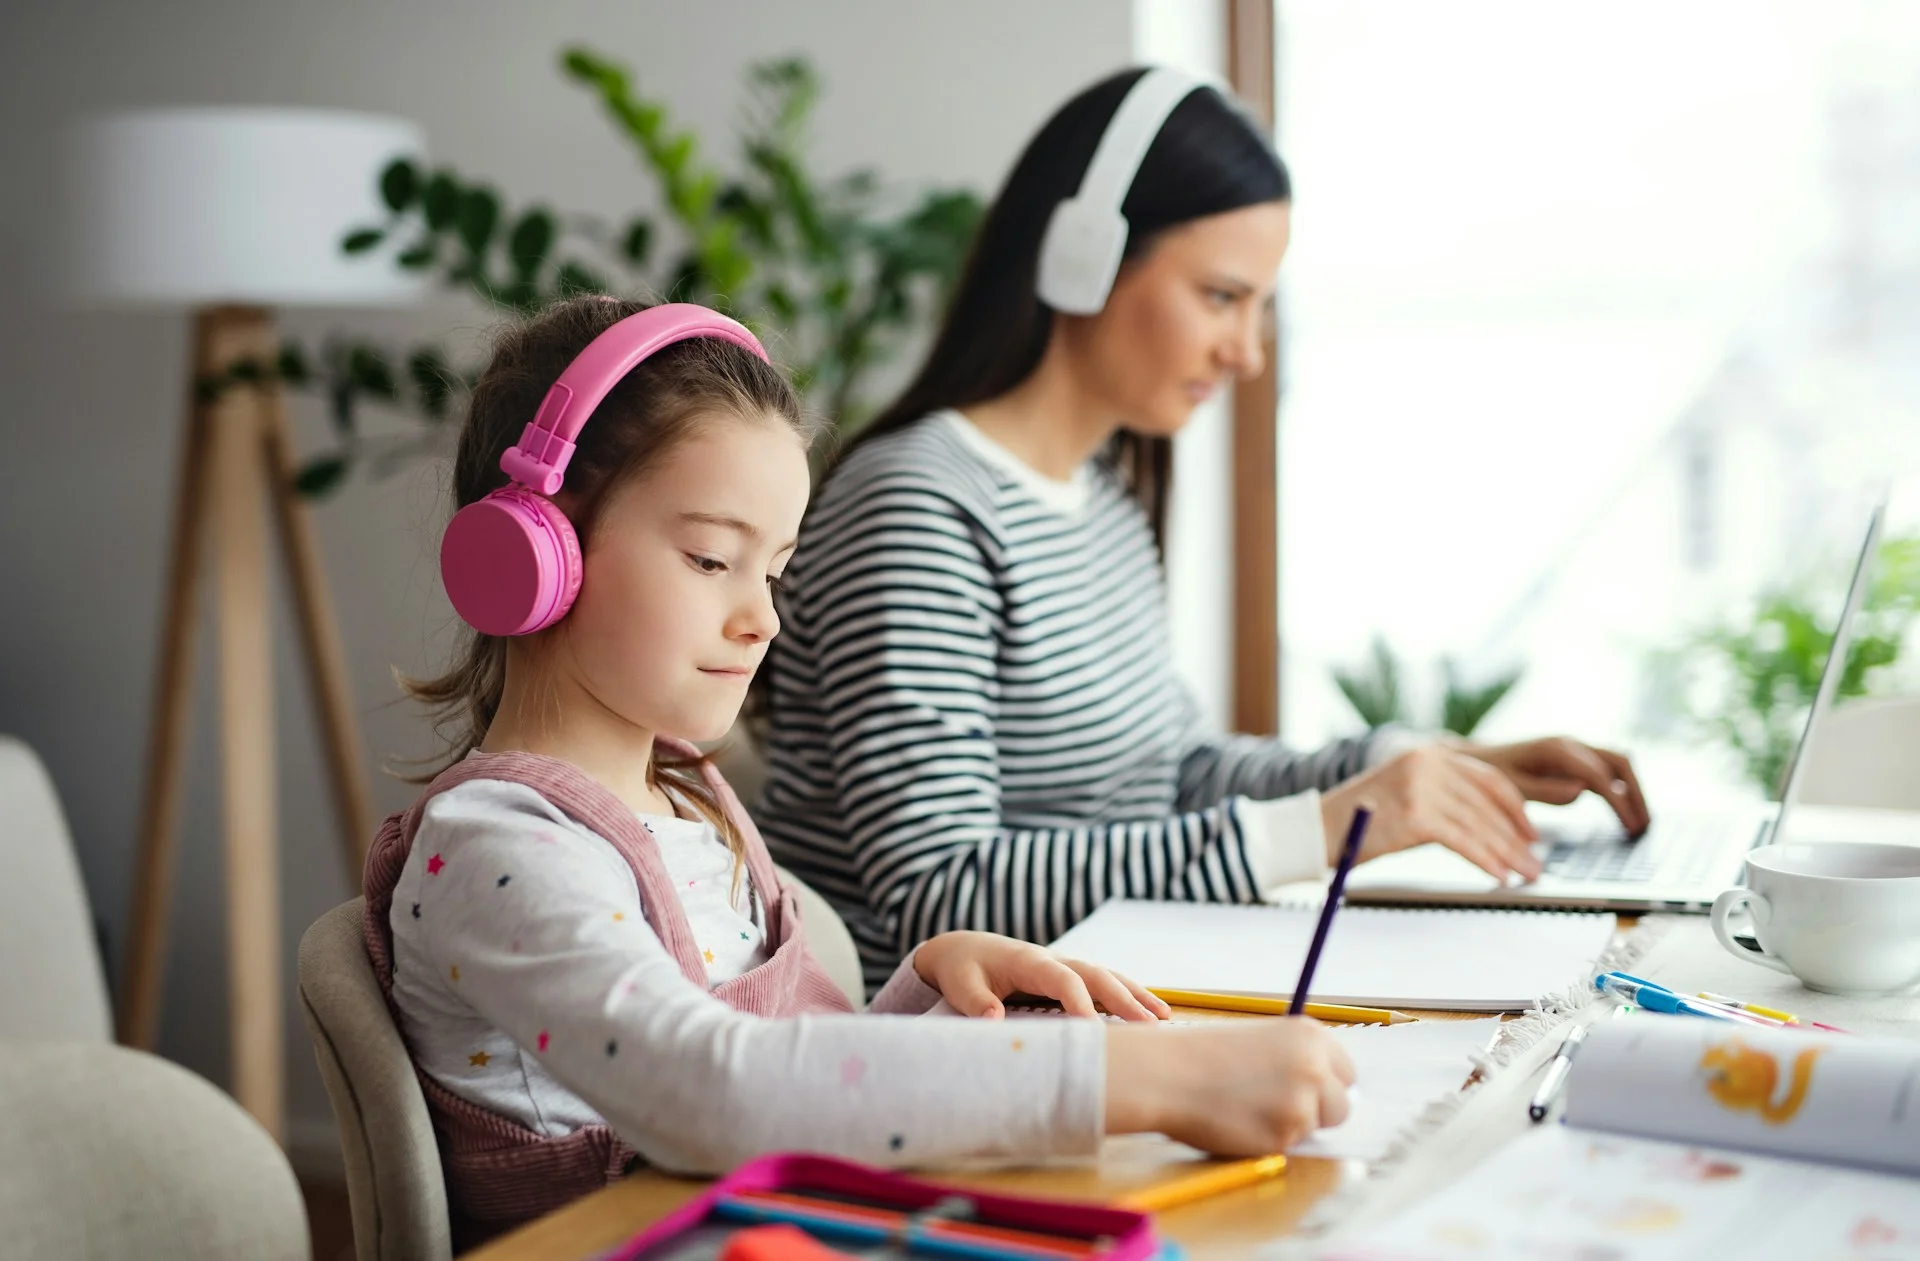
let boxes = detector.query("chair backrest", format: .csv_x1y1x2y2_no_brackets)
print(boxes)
1797,695,1920,811
0,1041,308,1260
774,864,866,1007
298,898,451,1261
0,735,111,1041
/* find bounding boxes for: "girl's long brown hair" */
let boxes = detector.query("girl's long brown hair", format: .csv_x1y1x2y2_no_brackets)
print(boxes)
405,295,814,866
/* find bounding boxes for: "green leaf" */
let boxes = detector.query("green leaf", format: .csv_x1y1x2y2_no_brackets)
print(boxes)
499,279,541,313
228,358,263,383
1440,660,1523,737
1331,636,1407,728
294,455,350,498
621,217,653,267
509,208,557,278
379,158,419,213
276,343,310,386
329,382,354,434
407,347,455,418
456,187,500,257
341,227,385,254
348,346,397,399
422,171,461,231
396,240,437,270
556,260,609,297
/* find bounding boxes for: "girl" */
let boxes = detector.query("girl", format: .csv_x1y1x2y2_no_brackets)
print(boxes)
367,295,1356,1240
757,66,1652,990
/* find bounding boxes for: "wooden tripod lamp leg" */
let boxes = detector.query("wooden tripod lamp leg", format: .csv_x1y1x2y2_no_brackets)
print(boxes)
261,391,376,878
207,307,284,1142
119,313,220,1052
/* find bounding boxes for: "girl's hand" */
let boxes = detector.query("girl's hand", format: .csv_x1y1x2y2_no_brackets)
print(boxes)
913,931,1171,1022
1105,1018,1356,1154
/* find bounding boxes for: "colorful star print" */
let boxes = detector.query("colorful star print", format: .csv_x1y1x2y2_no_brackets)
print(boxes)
537,1030,550,1053
449,965,460,982
468,1051,491,1068
840,1054,867,1087
427,854,445,875
703,948,716,964
496,874,511,888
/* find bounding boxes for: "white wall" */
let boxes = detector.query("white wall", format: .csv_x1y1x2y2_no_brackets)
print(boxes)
2,0,1244,1169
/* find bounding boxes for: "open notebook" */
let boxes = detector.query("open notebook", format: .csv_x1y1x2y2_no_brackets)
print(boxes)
1045,900,1617,1012
1320,1018,1920,1259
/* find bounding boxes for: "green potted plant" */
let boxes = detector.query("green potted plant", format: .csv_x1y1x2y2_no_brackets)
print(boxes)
1331,636,1524,738
202,49,983,496
1664,534,1920,794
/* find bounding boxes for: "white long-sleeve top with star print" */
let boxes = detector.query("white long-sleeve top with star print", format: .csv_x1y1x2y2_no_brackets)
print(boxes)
387,778,1106,1175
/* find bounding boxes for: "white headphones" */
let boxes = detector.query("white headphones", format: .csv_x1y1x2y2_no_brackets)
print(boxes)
1036,67,1210,315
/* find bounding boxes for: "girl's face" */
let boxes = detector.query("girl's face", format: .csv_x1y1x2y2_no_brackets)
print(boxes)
1059,199,1291,438
557,412,811,744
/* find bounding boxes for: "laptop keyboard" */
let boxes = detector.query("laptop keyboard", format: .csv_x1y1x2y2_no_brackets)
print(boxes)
1538,817,1729,886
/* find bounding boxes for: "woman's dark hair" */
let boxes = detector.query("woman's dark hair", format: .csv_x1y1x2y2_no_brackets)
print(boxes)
840,67,1290,548
404,295,814,867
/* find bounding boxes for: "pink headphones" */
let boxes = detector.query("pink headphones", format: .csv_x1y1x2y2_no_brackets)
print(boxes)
439,303,769,637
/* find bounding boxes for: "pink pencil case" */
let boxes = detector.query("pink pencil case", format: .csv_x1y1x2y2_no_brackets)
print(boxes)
597,1153,1168,1261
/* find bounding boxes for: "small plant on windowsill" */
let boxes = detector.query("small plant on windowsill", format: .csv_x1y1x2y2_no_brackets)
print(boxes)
1661,533,1920,795
196,49,983,497
1331,636,1524,738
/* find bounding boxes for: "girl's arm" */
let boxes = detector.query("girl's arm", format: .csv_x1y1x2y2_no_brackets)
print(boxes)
403,785,1104,1175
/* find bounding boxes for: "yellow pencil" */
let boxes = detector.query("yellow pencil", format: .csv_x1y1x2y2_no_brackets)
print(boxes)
1148,987,1415,1025
1114,1155,1289,1214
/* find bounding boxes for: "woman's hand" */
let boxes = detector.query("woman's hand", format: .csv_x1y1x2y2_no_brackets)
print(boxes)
913,931,1171,1022
1320,745,1542,883
1105,1018,1356,1155
1465,737,1650,837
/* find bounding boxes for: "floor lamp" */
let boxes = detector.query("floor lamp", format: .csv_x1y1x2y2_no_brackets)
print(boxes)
60,108,425,1143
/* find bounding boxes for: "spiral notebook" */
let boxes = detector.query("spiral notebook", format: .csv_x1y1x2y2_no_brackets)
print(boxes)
1045,900,1617,1012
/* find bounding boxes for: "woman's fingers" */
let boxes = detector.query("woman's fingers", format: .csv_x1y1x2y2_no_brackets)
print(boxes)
1318,1075,1353,1129
1593,745,1652,835
1453,752,1537,844
1441,776,1539,880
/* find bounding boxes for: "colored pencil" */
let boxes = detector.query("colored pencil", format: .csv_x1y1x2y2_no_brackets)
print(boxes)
1289,807,1372,1017
1112,1155,1289,1214
1146,987,1413,1024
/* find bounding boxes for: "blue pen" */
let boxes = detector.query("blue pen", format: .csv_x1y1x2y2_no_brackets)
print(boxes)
1593,974,1772,1026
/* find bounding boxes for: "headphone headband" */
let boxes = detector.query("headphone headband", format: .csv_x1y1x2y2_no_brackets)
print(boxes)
500,302,768,496
1036,67,1211,315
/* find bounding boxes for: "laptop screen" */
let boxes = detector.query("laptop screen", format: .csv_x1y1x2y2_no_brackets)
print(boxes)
1770,499,1887,831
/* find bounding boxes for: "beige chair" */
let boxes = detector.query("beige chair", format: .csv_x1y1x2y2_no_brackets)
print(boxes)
1797,695,1920,811
1,735,310,1259
299,899,451,1261
0,734,112,1041
0,1038,310,1259
297,872,861,1261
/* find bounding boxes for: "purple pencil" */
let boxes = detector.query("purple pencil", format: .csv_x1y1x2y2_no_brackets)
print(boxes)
1288,806,1372,1017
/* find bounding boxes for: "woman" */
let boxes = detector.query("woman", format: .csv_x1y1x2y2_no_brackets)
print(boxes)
757,67,1649,990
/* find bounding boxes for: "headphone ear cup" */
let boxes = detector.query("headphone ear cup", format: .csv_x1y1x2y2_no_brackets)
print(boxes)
1037,197,1130,315
440,487,582,636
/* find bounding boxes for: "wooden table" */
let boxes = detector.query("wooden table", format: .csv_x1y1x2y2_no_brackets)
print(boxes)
464,1007,1491,1261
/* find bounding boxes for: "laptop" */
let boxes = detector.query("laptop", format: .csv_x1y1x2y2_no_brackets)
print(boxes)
1344,499,1887,914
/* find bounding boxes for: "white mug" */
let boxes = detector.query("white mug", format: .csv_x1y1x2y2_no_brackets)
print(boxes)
1712,841,1920,995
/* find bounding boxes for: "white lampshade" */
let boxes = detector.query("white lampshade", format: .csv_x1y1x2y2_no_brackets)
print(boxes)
58,107,427,308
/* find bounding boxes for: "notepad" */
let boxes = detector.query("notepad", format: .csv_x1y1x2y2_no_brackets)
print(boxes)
1045,900,1616,1011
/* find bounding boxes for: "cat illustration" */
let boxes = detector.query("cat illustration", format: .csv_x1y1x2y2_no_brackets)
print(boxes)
1700,1039,1822,1125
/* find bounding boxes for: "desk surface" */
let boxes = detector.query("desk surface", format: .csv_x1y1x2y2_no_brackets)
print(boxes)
462,1008,1490,1261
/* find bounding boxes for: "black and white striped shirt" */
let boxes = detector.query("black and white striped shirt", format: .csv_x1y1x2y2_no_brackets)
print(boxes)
759,412,1391,990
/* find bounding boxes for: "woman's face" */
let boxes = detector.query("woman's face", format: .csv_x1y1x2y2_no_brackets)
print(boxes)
1060,199,1291,438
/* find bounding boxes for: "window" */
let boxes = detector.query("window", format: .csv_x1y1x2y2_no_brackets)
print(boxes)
1276,1,1920,797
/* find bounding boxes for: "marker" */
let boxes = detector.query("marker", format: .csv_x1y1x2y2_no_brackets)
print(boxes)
1593,974,1776,1026
1695,992,1800,1025
1528,1024,1588,1122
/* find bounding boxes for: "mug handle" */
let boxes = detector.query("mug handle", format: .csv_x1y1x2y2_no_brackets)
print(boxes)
1711,889,1795,975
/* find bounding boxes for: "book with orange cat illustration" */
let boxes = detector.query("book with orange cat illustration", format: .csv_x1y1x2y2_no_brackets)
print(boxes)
1312,1020,1920,1260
